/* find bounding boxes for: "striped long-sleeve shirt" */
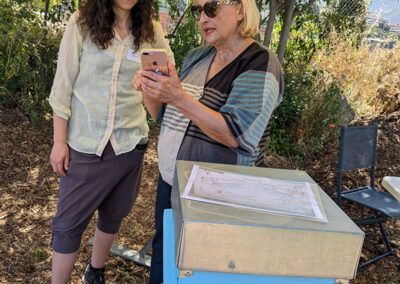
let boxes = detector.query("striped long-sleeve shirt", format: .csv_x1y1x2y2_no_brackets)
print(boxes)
158,42,284,185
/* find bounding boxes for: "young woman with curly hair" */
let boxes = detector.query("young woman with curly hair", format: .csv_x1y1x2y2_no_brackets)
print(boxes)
48,0,174,283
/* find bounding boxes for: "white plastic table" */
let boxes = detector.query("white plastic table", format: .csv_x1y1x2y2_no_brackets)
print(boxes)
382,176,400,201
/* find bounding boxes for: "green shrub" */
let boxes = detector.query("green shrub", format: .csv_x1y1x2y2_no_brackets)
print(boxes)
166,11,200,70
265,9,354,161
267,70,344,162
0,0,62,125
283,13,328,71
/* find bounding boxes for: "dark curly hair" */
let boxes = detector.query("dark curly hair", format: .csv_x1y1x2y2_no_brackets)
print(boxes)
78,0,155,50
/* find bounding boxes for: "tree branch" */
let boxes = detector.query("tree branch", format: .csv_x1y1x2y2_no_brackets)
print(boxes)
260,16,268,26
171,6,191,38
294,0,317,18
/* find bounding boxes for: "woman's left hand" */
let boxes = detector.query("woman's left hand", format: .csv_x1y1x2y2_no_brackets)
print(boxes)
139,61,184,105
132,70,143,92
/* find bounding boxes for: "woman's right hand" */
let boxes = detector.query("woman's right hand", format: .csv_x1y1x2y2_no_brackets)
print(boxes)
50,142,69,176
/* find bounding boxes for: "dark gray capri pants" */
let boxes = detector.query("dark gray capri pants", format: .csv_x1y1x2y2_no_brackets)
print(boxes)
51,142,147,254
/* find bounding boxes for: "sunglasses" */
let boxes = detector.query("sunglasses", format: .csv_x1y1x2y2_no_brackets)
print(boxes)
190,0,241,21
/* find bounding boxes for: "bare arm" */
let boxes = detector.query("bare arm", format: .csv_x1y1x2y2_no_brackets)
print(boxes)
142,90,163,120
139,61,239,147
173,91,238,147
133,71,162,120
50,112,69,176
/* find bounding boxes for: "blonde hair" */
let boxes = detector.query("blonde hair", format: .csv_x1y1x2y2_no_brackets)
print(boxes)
238,0,260,38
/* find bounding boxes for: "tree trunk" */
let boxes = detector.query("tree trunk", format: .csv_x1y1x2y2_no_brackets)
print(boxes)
263,0,280,48
277,0,296,63
44,0,50,21
255,0,265,42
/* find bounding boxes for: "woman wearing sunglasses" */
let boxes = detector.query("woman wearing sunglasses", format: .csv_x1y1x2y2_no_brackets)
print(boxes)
133,0,283,283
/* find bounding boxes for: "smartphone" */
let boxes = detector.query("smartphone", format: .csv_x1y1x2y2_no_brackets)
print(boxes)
140,48,168,76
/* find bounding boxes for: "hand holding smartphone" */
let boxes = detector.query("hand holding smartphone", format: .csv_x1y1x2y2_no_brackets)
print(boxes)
140,48,168,76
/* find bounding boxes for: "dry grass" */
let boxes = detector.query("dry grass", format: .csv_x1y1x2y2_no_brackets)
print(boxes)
313,35,400,115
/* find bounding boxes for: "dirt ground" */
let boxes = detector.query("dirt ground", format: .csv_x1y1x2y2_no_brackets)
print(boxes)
0,106,399,283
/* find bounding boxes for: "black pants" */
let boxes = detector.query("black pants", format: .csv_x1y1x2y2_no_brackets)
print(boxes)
51,142,146,253
149,175,172,284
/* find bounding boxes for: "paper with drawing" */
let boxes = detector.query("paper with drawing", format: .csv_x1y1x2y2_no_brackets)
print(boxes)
183,165,326,222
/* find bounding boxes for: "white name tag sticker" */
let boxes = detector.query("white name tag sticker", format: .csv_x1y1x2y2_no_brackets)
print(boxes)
127,49,141,62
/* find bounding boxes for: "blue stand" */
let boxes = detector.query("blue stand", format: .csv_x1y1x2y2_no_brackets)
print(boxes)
163,209,336,284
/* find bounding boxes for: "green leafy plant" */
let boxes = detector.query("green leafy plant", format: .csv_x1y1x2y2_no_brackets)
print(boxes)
267,70,344,162
0,0,62,125
166,7,201,70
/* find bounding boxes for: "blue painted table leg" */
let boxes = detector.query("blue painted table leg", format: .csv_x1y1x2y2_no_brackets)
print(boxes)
164,209,179,284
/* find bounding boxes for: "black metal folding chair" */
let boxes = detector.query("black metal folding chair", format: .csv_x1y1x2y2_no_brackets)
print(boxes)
337,125,400,268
